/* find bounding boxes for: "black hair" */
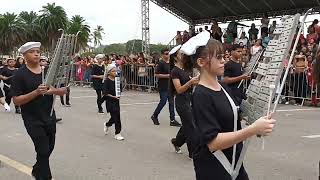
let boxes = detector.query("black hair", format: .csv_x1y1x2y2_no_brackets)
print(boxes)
7,58,15,63
15,57,24,68
230,44,243,52
168,49,193,99
313,19,319,25
161,48,169,54
104,54,110,61
169,51,177,99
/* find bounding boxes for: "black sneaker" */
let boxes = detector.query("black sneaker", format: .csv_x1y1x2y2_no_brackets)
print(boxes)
55,118,62,123
171,138,182,154
98,110,104,114
15,108,21,114
151,115,160,125
170,120,181,127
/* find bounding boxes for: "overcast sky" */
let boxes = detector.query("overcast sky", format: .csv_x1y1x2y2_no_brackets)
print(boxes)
0,0,317,45
0,0,189,45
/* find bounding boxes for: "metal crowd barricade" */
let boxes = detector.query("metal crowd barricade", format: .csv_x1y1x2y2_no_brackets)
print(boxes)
279,67,319,105
70,63,92,87
121,64,157,92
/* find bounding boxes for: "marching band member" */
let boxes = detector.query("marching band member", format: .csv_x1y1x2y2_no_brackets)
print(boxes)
103,63,124,141
151,48,181,126
91,54,106,114
181,31,275,180
0,62,11,112
222,44,250,103
11,42,67,180
168,45,198,158
0,58,20,113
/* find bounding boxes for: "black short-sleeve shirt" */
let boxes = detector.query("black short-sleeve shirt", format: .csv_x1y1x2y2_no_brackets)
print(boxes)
224,60,246,102
0,67,3,81
10,66,55,126
103,78,120,113
192,84,248,180
91,64,105,90
224,60,243,89
170,66,192,95
1,67,17,85
155,60,170,92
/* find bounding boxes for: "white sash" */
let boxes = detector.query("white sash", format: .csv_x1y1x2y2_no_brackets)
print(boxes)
212,84,241,179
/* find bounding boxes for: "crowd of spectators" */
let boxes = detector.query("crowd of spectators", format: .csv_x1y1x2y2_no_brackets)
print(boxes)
174,17,320,106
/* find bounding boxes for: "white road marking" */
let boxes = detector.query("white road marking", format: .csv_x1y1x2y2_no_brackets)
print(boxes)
276,108,320,112
58,95,159,106
0,154,55,179
302,135,320,138
121,102,158,106
0,154,32,176
70,93,155,99
70,95,96,99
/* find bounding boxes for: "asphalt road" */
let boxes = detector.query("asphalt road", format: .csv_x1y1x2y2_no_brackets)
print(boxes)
0,87,319,180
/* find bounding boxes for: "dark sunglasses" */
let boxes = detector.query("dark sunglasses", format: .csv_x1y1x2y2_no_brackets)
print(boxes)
216,54,224,60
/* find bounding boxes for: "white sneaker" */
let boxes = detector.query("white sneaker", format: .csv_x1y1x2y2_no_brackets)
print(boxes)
114,134,124,141
4,103,10,112
103,122,108,135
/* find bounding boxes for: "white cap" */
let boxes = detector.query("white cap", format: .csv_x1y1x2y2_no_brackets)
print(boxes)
180,31,211,56
18,42,41,54
106,64,116,73
169,45,182,55
95,54,105,60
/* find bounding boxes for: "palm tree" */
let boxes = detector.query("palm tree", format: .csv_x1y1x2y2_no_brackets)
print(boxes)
39,3,68,50
19,11,43,42
67,15,91,51
92,25,104,48
0,13,26,55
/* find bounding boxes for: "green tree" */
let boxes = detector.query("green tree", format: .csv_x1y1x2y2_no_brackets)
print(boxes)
67,15,91,51
39,3,68,50
125,39,142,54
92,25,104,48
103,44,126,55
19,11,43,42
150,43,167,54
0,13,26,55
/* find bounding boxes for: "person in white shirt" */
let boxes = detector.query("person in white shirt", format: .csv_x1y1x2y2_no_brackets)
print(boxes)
250,39,263,55
238,32,249,47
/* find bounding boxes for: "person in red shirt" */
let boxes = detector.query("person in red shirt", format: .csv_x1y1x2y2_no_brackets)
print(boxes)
307,26,319,44
313,50,320,106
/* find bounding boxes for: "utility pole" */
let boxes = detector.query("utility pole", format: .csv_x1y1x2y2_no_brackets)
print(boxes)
141,0,150,55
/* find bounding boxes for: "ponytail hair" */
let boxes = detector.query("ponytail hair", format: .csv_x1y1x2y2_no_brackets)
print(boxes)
169,51,177,100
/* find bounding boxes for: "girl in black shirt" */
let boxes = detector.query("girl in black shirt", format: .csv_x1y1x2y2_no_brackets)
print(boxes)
169,46,199,158
15,56,25,68
103,64,124,141
183,37,275,180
